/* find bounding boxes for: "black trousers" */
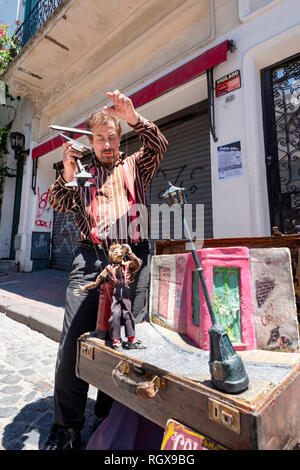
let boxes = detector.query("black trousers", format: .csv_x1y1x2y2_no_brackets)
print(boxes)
53,241,150,429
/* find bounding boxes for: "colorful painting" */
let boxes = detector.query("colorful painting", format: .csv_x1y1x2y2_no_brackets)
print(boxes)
187,247,256,351
150,246,299,353
213,267,242,343
250,248,300,352
150,254,188,333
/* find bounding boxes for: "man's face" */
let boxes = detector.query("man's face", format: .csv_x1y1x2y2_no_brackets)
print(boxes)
91,122,121,167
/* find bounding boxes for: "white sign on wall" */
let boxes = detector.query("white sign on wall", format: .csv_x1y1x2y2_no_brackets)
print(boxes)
217,141,242,180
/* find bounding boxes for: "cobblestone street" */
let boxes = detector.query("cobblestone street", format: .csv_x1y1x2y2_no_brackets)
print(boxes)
0,314,97,450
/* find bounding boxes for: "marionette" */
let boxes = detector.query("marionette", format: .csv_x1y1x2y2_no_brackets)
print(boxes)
74,243,146,351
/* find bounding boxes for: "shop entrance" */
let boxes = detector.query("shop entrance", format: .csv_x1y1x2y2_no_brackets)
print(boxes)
261,54,300,235
261,55,300,317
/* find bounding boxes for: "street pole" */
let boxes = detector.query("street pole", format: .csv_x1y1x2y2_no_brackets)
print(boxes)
162,182,249,394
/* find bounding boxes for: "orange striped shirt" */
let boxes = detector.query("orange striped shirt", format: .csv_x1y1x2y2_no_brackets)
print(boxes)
49,115,168,244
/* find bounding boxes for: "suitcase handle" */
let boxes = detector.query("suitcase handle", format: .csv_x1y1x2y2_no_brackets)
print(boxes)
112,361,166,400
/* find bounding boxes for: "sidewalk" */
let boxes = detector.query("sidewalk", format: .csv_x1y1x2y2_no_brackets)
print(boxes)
0,269,68,342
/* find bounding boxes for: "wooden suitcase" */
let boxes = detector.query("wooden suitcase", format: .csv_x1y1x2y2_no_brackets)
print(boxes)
76,322,300,450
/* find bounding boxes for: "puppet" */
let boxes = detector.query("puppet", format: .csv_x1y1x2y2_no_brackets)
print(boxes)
74,243,146,350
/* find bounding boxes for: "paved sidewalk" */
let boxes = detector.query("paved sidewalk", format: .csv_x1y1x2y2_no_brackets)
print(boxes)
0,269,97,450
0,269,68,342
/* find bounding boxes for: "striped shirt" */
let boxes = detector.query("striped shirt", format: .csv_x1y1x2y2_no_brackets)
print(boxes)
48,115,168,245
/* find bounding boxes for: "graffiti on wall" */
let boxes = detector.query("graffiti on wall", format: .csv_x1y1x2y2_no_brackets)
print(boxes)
34,186,52,230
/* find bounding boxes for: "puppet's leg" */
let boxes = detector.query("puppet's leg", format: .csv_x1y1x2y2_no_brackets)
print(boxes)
122,286,146,349
109,294,123,349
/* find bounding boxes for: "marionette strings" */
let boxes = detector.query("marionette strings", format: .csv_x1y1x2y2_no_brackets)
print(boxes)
48,127,112,271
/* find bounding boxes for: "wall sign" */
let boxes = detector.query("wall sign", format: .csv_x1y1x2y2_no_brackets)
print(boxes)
216,70,241,97
217,141,242,179
31,231,51,260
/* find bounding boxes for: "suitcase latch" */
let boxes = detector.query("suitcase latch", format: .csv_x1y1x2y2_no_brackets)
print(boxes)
208,398,240,434
80,343,94,360
152,375,167,392
118,360,130,374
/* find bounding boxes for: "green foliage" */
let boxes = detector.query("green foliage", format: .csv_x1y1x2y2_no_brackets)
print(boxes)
0,121,12,155
0,22,19,78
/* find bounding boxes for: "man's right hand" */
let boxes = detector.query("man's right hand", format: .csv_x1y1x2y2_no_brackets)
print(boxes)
62,141,83,183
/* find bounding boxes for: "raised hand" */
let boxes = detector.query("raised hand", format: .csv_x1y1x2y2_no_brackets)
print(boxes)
121,243,132,255
62,141,83,183
104,90,139,126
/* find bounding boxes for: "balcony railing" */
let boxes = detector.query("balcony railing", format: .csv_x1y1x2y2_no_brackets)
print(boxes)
14,0,65,50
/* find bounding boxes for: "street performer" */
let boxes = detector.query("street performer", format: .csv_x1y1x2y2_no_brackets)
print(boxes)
45,90,168,450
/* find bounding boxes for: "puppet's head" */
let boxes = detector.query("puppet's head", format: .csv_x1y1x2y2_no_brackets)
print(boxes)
108,244,124,264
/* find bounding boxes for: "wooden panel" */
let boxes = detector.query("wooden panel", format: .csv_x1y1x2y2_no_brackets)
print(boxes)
259,371,300,450
155,234,300,256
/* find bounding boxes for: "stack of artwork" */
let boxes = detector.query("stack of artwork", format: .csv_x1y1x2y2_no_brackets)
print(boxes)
150,247,300,352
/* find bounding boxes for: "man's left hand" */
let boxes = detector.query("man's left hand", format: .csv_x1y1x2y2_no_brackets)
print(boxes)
104,90,139,126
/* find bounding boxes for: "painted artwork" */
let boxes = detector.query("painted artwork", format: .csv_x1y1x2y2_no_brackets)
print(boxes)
150,246,299,353
250,248,300,352
213,267,242,344
150,254,188,334
186,247,256,351
34,185,52,232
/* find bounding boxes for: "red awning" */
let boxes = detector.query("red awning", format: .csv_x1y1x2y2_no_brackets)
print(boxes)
32,40,232,159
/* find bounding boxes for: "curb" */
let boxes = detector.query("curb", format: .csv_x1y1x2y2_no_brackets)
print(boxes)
0,299,63,343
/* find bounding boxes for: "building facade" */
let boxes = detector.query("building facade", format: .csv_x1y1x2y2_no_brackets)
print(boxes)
1,0,300,272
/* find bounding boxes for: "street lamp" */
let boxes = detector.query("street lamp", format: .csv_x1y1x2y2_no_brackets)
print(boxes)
9,131,29,159
162,182,249,394
9,132,29,260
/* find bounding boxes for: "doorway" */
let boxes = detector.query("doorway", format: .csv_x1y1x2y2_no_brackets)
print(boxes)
261,54,300,234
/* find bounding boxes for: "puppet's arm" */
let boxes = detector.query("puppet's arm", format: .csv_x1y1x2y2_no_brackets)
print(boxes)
121,244,142,272
73,269,107,296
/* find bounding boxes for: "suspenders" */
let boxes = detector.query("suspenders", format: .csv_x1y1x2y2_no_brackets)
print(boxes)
107,263,128,285
89,159,139,244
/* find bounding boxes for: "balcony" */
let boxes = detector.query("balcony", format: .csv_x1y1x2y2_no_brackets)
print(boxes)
15,0,66,50
3,0,214,141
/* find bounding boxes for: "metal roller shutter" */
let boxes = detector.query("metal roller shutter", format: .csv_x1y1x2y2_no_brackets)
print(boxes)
120,101,212,250
50,161,83,271
50,210,80,271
